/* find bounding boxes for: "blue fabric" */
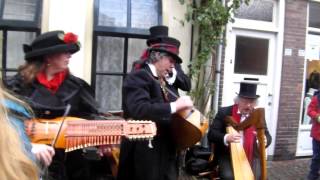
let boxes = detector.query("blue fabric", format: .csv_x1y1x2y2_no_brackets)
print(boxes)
5,100,35,162
308,139,320,180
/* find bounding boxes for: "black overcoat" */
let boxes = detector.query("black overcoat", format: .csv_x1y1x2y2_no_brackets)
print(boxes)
117,65,178,180
5,73,99,119
5,73,102,180
207,105,272,180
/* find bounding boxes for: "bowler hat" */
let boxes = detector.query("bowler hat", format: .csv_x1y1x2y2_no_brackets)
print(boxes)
23,30,80,61
237,82,260,99
147,25,182,63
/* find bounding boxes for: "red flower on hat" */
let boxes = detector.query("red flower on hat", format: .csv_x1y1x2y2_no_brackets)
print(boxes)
63,32,78,44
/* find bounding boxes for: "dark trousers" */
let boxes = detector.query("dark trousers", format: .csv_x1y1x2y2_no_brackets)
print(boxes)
117,137,178,180
46,149,114,180
218,155,234,180
218,154,261,180
308,139,320,180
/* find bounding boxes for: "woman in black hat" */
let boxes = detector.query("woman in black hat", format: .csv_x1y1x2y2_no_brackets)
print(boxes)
207,82,272,180
117,26,194,180
5,31,108,180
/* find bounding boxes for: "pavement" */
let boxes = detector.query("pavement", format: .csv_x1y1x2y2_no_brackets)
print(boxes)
268,158,310,180
179,157,312,180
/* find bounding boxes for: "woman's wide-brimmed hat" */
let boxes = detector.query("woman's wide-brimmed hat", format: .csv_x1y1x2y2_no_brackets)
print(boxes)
23,30,80,61
236,82,260,99
147,25,182,64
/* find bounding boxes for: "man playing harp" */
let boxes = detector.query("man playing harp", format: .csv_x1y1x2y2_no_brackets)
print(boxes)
207,82,272,180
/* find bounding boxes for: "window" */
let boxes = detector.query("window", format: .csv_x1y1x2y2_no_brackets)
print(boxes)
234,36,269,75
0,0,42,78
235,0,274,22
309,1,320,29
92,0,161,112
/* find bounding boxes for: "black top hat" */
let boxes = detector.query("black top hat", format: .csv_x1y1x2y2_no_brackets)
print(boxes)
147,25,182,63
147,25,181,47
237,82,260,99
23,30,80,61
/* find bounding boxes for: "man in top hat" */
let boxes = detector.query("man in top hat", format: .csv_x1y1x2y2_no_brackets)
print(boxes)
132,25,191,101
117,26,194,180
207,82,272,180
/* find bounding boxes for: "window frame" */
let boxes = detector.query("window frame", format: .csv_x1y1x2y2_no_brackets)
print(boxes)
92,0,162,111
0,0,42,77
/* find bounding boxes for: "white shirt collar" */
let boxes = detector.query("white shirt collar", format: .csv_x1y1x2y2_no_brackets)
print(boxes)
147,63,158,77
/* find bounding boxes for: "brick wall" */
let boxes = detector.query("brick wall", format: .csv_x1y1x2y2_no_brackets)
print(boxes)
273,0,307,160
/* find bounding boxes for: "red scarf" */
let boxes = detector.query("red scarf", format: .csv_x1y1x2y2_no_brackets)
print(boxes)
231,104,256,165
36,69,68,93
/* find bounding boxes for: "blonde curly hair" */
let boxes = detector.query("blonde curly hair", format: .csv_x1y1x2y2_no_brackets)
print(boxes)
0,82,38,180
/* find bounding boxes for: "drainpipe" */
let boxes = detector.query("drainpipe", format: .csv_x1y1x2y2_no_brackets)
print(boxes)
213,0,225,114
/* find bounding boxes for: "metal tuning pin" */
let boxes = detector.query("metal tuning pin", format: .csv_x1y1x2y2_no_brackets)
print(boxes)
148,139,153,149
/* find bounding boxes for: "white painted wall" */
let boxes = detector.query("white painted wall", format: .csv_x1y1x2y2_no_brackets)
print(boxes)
162,0,192,72
41,0,191,84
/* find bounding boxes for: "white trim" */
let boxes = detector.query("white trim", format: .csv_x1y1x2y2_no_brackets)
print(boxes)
308,27,320,34
296,1,310,157
266,0,285,157
222,0,285,156
296,1,320,156
232,19,278,33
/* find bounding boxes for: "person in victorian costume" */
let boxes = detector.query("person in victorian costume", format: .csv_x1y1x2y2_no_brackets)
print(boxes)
307,89,320,180
207,82,272,180
5,31,112,180
117,26,194,180
132,25,191,101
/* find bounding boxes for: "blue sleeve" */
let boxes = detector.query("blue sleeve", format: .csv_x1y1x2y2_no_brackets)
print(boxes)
10,116,35,162
5,100,35,162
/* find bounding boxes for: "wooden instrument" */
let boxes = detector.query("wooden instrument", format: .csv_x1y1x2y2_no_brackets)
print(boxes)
226,125,254,180
225,108,267,180
25,117,157,152
147,71,209,150
172,108,209,150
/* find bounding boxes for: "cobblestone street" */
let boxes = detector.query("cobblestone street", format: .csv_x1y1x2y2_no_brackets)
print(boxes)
179,157,312,180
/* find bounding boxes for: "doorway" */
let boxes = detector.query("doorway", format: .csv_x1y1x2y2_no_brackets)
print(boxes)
222,28,277,155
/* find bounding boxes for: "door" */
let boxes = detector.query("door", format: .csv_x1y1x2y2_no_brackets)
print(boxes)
296,34,320,156
222,28,276,155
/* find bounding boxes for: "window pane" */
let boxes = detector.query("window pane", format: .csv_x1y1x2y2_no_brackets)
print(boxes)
235,0,273,22
96,36,124,73
96,75,122,111
234,36,269,75
127,38,147,72
5,71,17,78
3,0,37,21
309,1,320,28
7,31,36,69
131,0,158,28
98,0,127,27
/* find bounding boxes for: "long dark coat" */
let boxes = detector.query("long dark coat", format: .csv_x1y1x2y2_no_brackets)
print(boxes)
117,65,178,180
207,105,272,180
5,73,103,180
5,73,99,119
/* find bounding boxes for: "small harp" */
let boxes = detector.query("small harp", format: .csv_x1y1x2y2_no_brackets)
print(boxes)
225,108,267,180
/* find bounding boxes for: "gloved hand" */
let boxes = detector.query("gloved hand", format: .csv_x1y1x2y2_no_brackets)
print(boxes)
166,67,177,85
31,143,55,167
317,115,320,123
